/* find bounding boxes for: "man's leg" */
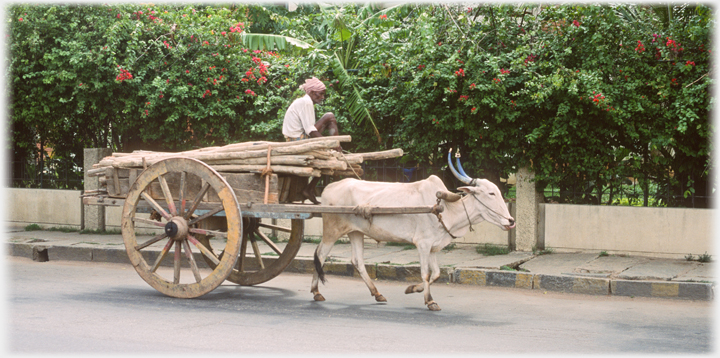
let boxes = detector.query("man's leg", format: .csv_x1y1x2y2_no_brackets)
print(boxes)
303,176,321,205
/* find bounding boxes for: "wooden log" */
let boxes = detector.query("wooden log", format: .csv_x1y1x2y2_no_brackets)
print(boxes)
211,164,316,177
210,135,351,153
322,168,364,177
204,155,313,166
308,158,347,170
357,148,404,161
303,150,334,160
104,140,340,168
333,152,364,165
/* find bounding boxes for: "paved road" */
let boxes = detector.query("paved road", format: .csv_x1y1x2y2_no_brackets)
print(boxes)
6,257,713,354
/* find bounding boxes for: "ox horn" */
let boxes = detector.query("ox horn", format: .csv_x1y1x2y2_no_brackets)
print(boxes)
455,152,471,178
448,148,472,185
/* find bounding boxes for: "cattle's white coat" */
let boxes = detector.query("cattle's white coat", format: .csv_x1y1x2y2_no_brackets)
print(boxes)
311,174,515,311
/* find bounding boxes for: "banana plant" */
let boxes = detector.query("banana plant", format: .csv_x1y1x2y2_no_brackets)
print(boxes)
238,3,408,145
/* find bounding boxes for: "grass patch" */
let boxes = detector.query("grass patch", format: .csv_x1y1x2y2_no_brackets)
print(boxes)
385,241,415,250
46,226,79,232
685,252,712,263
533,247,554,255
476,243,509,256
24,224,42,231
599,251,609,257
500,265,517,271
442,243,457,251
302,237,321,244
79,228,123,235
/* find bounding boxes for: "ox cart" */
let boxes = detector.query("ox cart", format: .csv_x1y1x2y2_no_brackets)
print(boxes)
82,135,440,298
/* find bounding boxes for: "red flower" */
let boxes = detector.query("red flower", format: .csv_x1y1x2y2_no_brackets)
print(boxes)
18,18,23,22
469,83,476,90
245,89,256,96
116,68,133,81
379,14,387,20
458,95,469,102
117,14,121,19
454,68,465,77
686,60,696,66
572,20,580,27
500,68,510,74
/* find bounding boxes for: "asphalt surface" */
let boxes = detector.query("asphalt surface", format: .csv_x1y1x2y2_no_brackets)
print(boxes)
8,257,713,354
5,223,714,300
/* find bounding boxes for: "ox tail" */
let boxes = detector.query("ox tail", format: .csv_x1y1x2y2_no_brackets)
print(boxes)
314,248,327,284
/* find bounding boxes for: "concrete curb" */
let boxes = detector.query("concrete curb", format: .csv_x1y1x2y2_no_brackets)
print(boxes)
7,242,713,301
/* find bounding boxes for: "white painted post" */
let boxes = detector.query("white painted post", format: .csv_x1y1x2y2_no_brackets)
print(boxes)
514,166,539,251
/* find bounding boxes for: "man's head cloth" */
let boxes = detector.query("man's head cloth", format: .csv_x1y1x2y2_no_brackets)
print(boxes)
299,77,326,94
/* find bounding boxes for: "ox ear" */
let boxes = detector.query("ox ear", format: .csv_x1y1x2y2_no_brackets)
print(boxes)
457,186,474,194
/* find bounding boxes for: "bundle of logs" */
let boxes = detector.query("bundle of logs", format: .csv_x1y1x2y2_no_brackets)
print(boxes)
86,135,403,201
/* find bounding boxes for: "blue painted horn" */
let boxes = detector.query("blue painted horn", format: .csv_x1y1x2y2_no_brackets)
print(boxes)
455,153,470,178
448,148,472,185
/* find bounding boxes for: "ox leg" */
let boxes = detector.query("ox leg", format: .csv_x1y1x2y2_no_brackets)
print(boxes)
407,243,441,311
310,239,337,302
348,232,386,303
425,252,442,311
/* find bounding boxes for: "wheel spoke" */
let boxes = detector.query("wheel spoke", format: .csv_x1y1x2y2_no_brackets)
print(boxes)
178,171,187,217
187,234,220,266
183,239,202,283
135,233,168,251
151,239,174,273
187,205,225,227
134,217,167,228
141,192,171,220
173,241,182,284
237,233,249,272
257,222,292,233
184,182,211,220
249,234,265,270
255,230,282,256
158,174,177,216
189,227,228,238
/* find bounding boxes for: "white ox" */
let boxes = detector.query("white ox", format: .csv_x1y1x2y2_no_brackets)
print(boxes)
311,150,516,311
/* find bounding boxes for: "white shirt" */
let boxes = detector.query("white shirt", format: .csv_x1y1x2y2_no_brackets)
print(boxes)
282,94,317,138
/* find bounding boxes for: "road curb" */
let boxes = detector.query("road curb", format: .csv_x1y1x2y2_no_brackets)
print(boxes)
6,242,714,300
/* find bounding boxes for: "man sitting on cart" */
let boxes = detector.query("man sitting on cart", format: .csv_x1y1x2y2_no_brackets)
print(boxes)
282,76,341,205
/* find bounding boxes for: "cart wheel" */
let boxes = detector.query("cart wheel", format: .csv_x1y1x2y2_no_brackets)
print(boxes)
196,218,303,286
121,158,242,298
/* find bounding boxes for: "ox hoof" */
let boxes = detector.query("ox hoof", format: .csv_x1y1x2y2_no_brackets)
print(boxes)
427,303,441,311
375,294,387,303
313,293,326,302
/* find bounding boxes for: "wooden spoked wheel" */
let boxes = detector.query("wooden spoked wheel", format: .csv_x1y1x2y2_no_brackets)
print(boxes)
196,218,303,286
120,158,242,298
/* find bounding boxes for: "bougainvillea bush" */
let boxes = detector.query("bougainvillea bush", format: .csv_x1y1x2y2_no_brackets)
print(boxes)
9,3,713,206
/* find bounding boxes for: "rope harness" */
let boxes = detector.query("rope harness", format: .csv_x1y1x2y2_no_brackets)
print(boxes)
434,194,473,239
434,193,513,239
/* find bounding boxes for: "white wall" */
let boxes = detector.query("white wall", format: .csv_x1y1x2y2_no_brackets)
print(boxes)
7,188,714,257
542,203,714,259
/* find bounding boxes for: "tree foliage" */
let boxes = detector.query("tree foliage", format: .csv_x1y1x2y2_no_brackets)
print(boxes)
8,3,714,207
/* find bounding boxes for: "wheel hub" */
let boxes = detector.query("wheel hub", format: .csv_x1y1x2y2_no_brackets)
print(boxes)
165,217,189,240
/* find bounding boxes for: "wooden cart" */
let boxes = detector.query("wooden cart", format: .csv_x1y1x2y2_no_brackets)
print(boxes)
83,138,438,298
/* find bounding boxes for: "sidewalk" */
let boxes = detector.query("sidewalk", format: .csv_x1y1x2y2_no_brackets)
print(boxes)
5,223,714,300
